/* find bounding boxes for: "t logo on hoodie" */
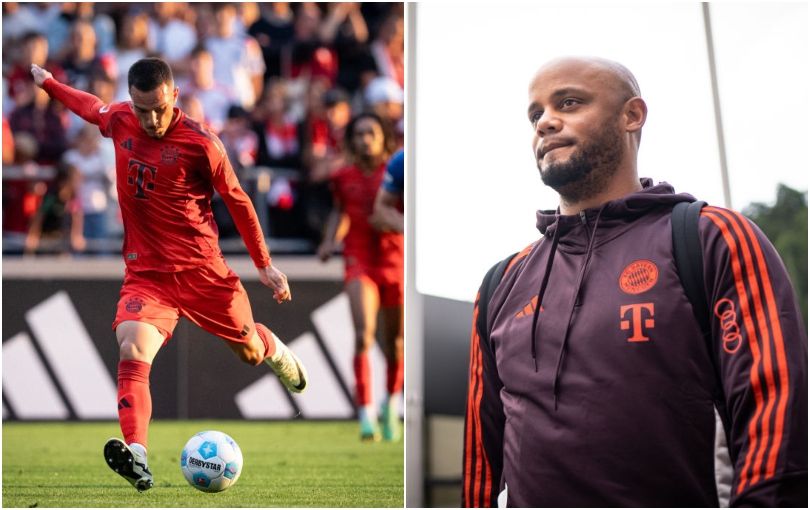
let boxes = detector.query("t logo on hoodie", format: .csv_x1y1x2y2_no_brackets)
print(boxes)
620,303,655,342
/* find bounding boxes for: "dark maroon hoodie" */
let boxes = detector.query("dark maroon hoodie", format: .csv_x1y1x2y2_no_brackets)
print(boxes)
463,179,807,507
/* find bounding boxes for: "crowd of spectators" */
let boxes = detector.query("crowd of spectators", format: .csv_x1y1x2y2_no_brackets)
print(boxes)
2,2,404,256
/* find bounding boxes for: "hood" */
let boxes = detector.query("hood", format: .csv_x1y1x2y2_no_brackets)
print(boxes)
535,178,695,253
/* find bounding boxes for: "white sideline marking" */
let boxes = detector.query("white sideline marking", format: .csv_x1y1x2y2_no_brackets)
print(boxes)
2,332,69,419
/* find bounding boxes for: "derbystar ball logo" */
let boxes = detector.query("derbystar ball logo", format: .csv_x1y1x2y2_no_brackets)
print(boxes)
188,457,222,471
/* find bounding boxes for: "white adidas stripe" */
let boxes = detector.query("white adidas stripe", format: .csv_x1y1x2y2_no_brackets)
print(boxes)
25,291,117,419
3,332,70,419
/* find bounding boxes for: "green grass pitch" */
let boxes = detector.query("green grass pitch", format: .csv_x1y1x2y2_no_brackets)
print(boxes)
3,420,403,507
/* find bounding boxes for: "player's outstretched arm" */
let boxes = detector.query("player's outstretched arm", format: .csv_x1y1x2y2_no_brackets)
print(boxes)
31,63,105,125
257,264,292,304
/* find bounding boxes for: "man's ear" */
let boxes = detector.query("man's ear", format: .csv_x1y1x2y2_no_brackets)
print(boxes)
624,96,647,135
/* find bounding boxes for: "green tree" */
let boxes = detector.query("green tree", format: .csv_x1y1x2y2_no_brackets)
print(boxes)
743,184,808,326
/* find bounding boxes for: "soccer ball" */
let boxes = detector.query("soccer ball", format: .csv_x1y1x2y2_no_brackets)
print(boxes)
180,430,243,492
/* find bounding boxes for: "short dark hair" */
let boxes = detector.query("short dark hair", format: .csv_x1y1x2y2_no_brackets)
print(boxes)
21,31,46,45
190,44,210,60
128,57,173,92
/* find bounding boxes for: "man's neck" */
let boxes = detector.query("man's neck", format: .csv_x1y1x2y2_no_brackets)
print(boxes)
558,171,643,216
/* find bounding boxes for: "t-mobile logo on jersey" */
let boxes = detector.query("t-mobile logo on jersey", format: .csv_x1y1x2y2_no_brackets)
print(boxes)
127,159,158,199
620,303,655,342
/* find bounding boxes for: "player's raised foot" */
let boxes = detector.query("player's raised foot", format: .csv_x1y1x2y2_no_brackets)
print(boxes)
380,400,401,442
265,336,308,393
103,438,153,492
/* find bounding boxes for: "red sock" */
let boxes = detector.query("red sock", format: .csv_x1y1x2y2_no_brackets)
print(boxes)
117,360,152,448
386,357,404,395
353,353,372,406
255,323,277,359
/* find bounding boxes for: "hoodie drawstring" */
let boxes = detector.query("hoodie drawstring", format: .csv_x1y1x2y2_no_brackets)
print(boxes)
548,205,606,410
530,220,561,372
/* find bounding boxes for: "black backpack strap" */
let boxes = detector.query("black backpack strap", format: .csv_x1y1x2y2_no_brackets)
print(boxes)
476,252,518,344
672,200,709,338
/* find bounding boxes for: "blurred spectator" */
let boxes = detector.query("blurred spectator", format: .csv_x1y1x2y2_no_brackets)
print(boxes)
10,83,68,165
285,3,337,89
62,124,115,245
364,76,404,147
113,12,151,102
321,3,377,94
148,2,198,72
87,74,120,237
180,45,237,133
300,85,353,241
370,11,404,89
3,133,44,234
206,3,266,109
48,3,116,60
220,105,259,172
320,3,369,45
59,19,116,93
236,2,262,36
253,79,302,170
2,3,58,43
210,103,259,241
24,163,84,256
7,32,67,107
217,105,257,240
249,2,295,79
181,93,208,128
308,86,351,182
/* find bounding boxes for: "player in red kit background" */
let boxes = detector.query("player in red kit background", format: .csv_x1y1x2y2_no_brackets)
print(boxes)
31,59,309,492
318,113,404,441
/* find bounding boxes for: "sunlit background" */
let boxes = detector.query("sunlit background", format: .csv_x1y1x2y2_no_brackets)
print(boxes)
415,1,808,302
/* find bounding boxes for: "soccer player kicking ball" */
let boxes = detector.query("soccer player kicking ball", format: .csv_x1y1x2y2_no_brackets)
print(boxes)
31,59,308,492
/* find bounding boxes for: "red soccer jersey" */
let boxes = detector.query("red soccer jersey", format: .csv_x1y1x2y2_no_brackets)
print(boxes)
43,78,270,272
331,163,403,273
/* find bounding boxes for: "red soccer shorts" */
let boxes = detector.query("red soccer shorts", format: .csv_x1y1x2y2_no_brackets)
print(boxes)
112,257,256,344
345,254,403,308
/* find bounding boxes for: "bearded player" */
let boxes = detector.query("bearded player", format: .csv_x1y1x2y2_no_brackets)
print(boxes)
31,59,308,492
318,113,404,441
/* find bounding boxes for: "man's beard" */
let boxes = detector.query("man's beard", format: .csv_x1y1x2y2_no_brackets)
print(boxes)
537,126,623,204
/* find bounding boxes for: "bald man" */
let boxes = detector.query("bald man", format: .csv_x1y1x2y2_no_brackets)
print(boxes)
462,57,807,507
